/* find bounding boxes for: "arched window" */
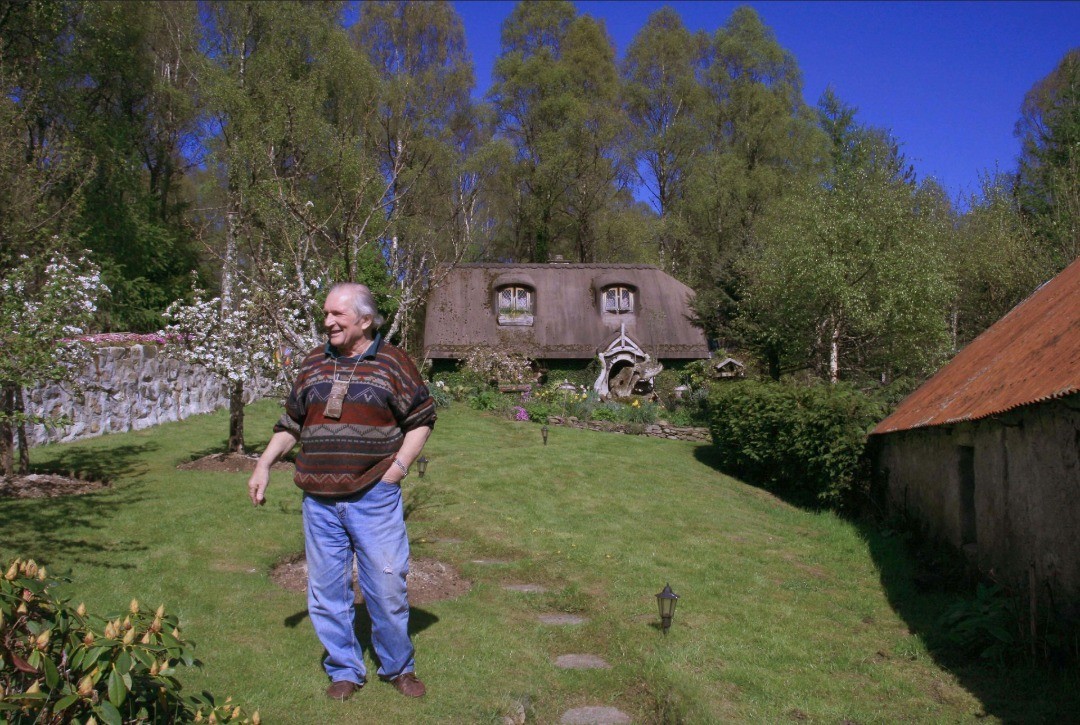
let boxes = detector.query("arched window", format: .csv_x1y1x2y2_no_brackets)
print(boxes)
497,285,534,325
602,285,634,314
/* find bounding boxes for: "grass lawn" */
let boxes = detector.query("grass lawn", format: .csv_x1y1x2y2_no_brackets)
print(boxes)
2,400,1078,722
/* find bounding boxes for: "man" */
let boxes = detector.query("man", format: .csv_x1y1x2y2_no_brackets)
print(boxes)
248,283,435,701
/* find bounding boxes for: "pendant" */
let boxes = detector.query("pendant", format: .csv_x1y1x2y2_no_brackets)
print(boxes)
324,378,350,420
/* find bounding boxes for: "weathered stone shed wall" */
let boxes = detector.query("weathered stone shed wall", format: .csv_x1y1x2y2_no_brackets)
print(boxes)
876,395,1080,614
23,345,267,447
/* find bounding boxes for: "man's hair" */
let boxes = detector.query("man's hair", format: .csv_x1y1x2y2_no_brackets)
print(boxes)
330,283,385,329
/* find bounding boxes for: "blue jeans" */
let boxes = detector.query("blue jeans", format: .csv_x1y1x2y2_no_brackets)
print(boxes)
302,482,414,683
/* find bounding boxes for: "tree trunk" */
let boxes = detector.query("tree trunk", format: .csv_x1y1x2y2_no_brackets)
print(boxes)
767,347,781,382
0,384,15,478
15,388,29,474
829,318,841,384
227,380,245,454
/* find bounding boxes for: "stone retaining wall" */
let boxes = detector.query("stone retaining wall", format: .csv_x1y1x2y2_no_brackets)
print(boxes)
545,415,710,442
23,345,269,447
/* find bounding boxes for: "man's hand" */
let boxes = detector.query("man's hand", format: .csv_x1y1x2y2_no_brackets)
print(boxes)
248,465,270,506
247,430,299,507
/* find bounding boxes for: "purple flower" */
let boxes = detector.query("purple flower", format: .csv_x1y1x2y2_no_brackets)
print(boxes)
513,406,529,421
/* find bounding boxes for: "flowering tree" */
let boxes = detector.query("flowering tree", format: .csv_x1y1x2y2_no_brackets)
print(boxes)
0,252,107,477
161,277,311,454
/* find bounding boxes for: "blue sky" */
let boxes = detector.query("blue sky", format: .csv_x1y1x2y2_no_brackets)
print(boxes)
451,0,1080,206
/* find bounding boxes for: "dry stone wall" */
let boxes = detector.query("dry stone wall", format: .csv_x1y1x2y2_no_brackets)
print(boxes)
23,345,268,447
545,415,710,442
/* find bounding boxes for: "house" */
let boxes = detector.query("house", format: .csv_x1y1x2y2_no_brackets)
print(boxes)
422,261,709,396
871,256,1080,615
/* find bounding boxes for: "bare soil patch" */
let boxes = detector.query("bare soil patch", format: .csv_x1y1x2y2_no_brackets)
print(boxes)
0,473,107,498
270,554,471,605
177,453,294,473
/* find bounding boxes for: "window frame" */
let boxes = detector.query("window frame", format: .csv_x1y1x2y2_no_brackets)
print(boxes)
601,285,635,315
496,284,535,326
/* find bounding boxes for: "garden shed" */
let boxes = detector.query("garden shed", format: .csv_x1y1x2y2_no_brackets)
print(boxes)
871,256,1080,616
422,261,709,395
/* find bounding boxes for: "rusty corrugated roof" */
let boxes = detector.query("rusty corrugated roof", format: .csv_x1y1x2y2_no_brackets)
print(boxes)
872,255,1080,435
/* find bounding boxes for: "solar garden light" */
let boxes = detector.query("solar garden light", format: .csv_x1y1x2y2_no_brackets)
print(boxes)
656,583,679,634
541,424,549,445
416,455,428,478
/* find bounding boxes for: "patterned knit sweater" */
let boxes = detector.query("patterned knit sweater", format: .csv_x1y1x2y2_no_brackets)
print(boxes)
274,335,436,496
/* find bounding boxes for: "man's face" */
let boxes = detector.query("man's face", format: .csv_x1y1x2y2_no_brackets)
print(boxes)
323,289,371,352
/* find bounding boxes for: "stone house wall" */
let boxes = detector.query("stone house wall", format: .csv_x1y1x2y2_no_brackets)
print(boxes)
23,345,270,447
875,395,1080,616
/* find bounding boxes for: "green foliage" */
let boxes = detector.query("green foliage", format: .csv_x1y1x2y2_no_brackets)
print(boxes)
0,558,256,724
467,390,510,413
706,380,887,507
521,399,554,423
1016,48,1080,269
938,584,1019,664
427,383,452,409
740,94,953,384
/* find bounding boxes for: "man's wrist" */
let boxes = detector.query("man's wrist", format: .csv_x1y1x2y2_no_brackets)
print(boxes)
392,458,409,478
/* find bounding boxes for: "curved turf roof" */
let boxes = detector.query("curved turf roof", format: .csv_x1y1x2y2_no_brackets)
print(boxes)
872,255,1080,435
423,263,709,360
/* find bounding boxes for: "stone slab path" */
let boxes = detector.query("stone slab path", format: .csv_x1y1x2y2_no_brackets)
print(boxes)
538,613,587,625
503,583,548,593
554,654,611,670
559,706,632,724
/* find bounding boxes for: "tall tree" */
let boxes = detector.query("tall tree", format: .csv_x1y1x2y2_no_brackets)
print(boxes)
196,0,348,451
488,0,628,263
350,0,481,347
622,7,707,274
950,171,1049,348
685,6,823,339
1016,47,1080,269
741,95,952,384
57,1,203,331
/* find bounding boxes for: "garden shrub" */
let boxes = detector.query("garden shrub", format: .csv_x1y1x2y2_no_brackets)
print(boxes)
427,381,452,408
706,380,887,507
938,583,1019,664
460,346,534,387
0,558,256,724
468,390,510,413
521,400,554,423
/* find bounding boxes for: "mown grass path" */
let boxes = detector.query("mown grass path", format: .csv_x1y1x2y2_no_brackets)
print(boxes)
2,401,1076,722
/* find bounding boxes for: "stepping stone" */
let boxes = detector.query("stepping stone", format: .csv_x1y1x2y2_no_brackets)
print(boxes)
503,584,547,593
554,654,611,670
471,558,511,565
538,613,587,625
560,706,631,724
431,537,463,544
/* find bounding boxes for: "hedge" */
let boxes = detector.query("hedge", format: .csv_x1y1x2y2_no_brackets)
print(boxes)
706,380,887,508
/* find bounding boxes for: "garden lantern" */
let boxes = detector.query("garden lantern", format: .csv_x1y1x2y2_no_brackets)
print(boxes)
541,425,549,445
416,455,428,478
656,583,679,634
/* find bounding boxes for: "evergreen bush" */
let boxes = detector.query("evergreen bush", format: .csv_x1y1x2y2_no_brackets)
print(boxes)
706,381,886,507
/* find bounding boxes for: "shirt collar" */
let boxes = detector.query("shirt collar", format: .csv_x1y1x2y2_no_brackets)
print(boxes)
325,333,382,361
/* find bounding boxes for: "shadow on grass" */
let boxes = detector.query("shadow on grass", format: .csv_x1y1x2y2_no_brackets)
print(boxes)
856,521,1080,722
34,441,158,483
284,604,439,676
0,445,155,569
692,443,1080,721
403,481,451,522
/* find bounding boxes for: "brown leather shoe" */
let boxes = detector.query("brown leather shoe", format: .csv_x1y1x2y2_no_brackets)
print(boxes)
390,672,426,697
325,680,362,701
